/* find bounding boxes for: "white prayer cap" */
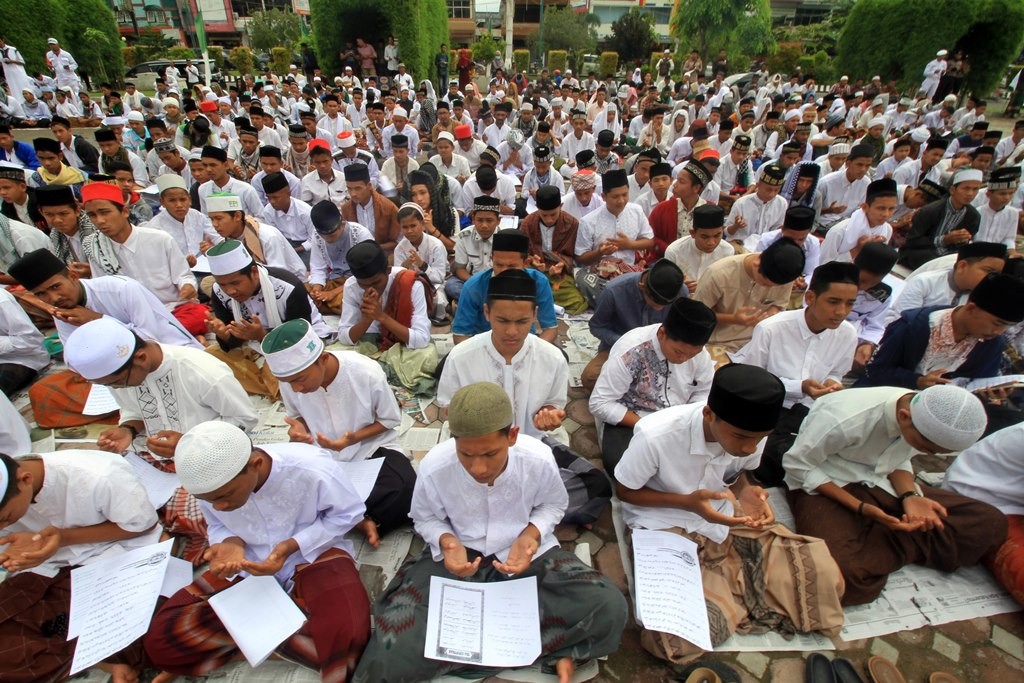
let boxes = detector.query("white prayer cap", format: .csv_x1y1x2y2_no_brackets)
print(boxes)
520,102,533,112
176,422,253,495
334,76,344,83
296,102,312,114
218,96,231,105
910,126,931,143
868,116,887,129
392,106,408,119
784,109,801,122
937,49,948,57
952,168,984,185
872,75,881,81
155,174,188,194
47,37,58,45
206,239,254,276
261,319,324,378
126,111,145,122
64,317,136,381
617,85,629,97
872,96,886,108
829,143,851,156
204,92,217,102
188,150,203,162
265,84,275,92
550,97,564,107
909,385,985,452
437,131,455,145
290,64,299,70
854,90,864,98
162,97,180,109
58,85,73,94
840,75,849,81
206,193,244,213
102,116,127,127
313,76,322,83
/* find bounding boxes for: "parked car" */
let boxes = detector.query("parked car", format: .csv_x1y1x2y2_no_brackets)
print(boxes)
124,59,222,91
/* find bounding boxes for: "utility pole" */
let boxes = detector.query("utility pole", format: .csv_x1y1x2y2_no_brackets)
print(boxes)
538,0,544,70
503,0,513,72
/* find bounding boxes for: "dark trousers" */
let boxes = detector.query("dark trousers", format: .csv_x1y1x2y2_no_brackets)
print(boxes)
0,363,38,398
753,403,809,487
366,447,417,535
601,424,635,478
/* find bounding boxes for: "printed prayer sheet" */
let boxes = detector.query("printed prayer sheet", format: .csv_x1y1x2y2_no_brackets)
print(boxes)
337,458,386,502
124,452,181,508
82,384,119,416
632,529,713,651
159,556,195,597
208,575,307,667
424,576,542,667
68,540,173,674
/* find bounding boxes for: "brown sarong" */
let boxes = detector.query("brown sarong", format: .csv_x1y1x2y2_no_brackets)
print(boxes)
205,345,280,399
638,524,845,666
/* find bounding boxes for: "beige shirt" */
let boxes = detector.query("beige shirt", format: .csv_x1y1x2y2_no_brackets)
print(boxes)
692,254,794,351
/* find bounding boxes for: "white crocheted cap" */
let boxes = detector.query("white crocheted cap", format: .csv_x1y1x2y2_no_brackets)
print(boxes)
909,385,987,452
261,319,324,378
64,317,136,380
175,422,252,495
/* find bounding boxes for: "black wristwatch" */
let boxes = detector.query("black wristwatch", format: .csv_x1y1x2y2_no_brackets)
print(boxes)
898,490,921,502
118,423,139,440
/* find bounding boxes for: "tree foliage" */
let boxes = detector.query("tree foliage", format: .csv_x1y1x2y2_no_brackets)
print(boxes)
670,0,775,63
527,7,598,62
60,0,124,84
133,28,177,63
229,46,255,78
609,8,657,64
310,0,448,85
0,0,65,74
837,0,1024,95
247,8,303,53
471,34,505,66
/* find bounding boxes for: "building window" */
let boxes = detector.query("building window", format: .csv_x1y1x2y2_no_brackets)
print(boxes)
447,0,471,20
146,8,164,24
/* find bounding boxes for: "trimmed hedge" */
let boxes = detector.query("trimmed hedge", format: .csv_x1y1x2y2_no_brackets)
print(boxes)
599,51,619,78
547,50,567,74
271,47,291,76
513,49,530,75
229,47,255,78
310,0,449,84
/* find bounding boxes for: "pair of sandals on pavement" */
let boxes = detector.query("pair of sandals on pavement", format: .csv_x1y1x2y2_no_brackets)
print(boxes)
673,656,961,683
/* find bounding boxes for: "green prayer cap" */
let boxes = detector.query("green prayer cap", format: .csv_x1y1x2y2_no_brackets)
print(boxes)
448,382,514,438
261,319,324,377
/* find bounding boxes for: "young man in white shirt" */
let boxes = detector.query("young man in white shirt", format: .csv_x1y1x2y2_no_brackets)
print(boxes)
261,319,416,536
975,167,1020,250
145,174,220,268
726,162,787,245
205,191,307,283
146,421,373,681
616,363,845,664
814,143,874,235
664,204,734,294
63,316,257,563
733,261,860,486
353,381,628,683
590,298,717,475
819,177,899,264
259,170,315,268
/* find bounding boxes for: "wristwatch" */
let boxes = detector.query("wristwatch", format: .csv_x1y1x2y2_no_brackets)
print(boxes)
898,490,922,501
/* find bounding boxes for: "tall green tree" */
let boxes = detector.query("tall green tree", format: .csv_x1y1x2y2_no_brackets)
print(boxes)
609,7,657,64
0,0,65,74
837,0,1024,95
247,8,303,53
527,7,598,62
670,0,775,62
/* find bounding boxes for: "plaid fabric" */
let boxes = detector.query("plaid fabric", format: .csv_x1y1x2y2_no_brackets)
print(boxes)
353,547,627,683
0,568,144,683
28,370,120,428
136,451,209,565
989,514,1024,607
145,550,370,682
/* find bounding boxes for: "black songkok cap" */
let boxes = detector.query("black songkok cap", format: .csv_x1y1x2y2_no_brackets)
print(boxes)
759,237,805,285
918,178,948,203
8,248,68,290
866,178,898,202
969,273,1024,323
33,137,61,155
692,204,725,230
684,159,712,187
957,241,1007,262
476,165,497,191
575,149,596,168
35,184,77,207
343,163,371,183
201,145,228,162
760,163,786,187
854,242,898,275
261,171,289,195
535,185,562,211
602,168,628,191
94,128,117,143
812,261,860,289
471,195,501,215
487,269,536,302
643,259,685,305
347,241,388,279
649,162,672,179
492,228,530,254
390,133,409,148
707,363,785,432
259,145,282,159
784,206,816,231
663,298,716,346
596,129,615,147
310,200,343,234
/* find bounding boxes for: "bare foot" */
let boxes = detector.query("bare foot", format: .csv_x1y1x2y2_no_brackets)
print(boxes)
556,657,575,683
151,671,180,683
97,662,141,683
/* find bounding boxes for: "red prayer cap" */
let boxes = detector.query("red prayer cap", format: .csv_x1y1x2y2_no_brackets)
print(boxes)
309,138,330,152
81,182,125,206
199,100,217,113
455,124,473,140
697,148,721,161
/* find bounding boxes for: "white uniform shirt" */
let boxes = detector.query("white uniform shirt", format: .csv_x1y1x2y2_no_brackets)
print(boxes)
883,269,963,326
250,169,303,206
976,203,1019,249
259,196,315,249
616,402,763,543
451,227,494,275
428,153,471,181
728,192,787,242
87,226,196,310
576,203,654,265
198,177,264,216
279,351,402,462
145,208,220,259
892,159,943,189
437,333,567,440
0,218,50,270
944,423,1024,516
664,235,735,282
412,433,567,562
394,233,448,286
815,170,870,230
560,191,604,221
783,387,916,496
462,173,517,211
247,221,308,282
111,345,257,446
0,288,49,371
6,450,161,577
300,168,349,207
201,442,365,588
757,228,820,277
559,131,596,163
308,222,374,286
589,323,713,425
732,309,857,409
337,267,430,348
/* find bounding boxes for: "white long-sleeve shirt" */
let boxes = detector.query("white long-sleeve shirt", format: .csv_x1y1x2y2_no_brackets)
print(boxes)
944,423,1024,516
576,204,654,265
394,233,448,286
664,235,735,282
0,287,49,371
412,433,567,562
728,192,787,243
731,309,857,409
145,208,220,259
337,266,430,348
87,226,196,311
279,351,402,462
259,196,315,250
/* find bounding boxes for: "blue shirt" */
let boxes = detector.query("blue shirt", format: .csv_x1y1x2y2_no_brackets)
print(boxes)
452,268,558,337
590,271,683,351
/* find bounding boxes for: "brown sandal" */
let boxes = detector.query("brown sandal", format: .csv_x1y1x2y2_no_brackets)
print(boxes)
865,656,906,683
